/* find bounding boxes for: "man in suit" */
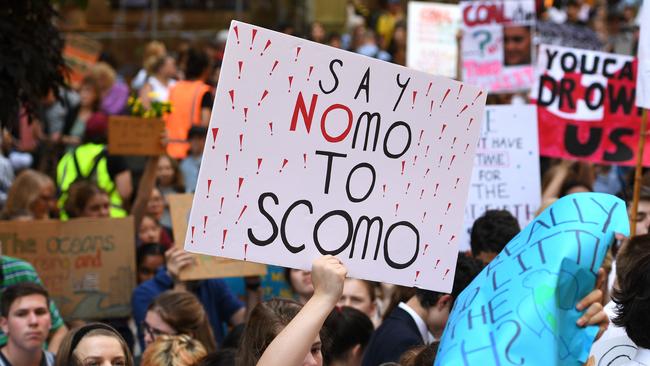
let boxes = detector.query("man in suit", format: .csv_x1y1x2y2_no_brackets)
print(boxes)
362,254,484,366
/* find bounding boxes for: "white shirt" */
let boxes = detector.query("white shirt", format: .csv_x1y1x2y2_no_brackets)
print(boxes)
623,348,650,366
398,302,435,344
589,301,637,365
147,76,176,102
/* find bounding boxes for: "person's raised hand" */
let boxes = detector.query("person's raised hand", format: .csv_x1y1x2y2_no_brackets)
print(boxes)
310,255,347,307
576,268,609,340
165,247,195,282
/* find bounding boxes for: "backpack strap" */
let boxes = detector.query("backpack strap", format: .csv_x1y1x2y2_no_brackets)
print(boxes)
72,146,106,180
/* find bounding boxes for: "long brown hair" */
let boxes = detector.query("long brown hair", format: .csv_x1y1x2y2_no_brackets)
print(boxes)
2,169,52,220
237,298,303,366
55,323,134,366
147,290,217,353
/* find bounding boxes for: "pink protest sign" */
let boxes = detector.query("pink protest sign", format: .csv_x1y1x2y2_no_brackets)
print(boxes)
186,21,487,292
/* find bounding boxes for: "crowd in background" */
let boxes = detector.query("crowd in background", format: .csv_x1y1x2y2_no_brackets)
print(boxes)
1,0,650,365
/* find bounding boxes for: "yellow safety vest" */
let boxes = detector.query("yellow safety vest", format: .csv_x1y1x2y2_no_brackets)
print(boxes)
56,143,127,219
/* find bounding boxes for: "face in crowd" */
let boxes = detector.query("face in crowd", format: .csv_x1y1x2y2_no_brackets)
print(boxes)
631,200,650,236
0,293,52,352
74,333,128,366
503,25,532,66
338,279,377,321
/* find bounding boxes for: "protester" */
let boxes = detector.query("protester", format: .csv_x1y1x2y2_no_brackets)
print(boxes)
0,283,56,366
141,334,207,366
138,214,173,247
469,209,521,265
54,322,134,366
61,75,102,151
90,62,129,116
180,126,207,193
64,180,111,218
136,244,166,284
337,279,378,327
139,55,178,109
132,41,167,92
131,248,244,348
1,169,55,220
323,306,374,366
155,154,184,229
238,256,347,366
285,268,314,304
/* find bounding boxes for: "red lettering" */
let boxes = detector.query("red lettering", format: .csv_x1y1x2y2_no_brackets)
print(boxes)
290,92,319,133
463,3,511,26
320,104,353,143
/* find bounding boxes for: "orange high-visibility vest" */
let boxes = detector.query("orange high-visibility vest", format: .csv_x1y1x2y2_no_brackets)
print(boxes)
165,80,212,159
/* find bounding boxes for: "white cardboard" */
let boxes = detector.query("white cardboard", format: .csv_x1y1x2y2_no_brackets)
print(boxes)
636,2,650,108
186,21,487,292
461,105,541,251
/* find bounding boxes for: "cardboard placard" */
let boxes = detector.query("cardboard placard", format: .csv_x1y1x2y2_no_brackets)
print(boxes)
185,21,487,292
436,193,629,365
407,1,460,79
0,217,136,320
460,0,535,93
168,193,266,281
461,105,541,251
108,116,166,156
63,34,102,89
532,44,648,166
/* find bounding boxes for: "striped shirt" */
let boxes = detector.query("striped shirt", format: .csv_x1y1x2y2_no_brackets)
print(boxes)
0,350,55,366
0,256,65,346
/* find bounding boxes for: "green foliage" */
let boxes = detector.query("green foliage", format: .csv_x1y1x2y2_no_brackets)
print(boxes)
0,1,67,131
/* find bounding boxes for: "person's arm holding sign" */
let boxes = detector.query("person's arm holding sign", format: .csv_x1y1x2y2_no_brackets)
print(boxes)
257,256,347,366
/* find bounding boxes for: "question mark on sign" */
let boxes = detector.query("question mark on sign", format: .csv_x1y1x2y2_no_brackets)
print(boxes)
473,30,492,56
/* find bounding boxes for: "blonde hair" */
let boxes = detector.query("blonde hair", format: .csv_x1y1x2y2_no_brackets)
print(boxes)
90,62,117,92
2,169,52,220
141,335,207,366
143,41,167,64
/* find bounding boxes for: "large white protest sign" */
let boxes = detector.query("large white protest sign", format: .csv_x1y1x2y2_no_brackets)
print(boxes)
186,21,487,292
407,1,460,79
636,2,650,108
461,105,540,251
460,0,535,92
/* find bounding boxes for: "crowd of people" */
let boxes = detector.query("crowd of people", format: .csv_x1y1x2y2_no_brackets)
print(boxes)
1,0,649,365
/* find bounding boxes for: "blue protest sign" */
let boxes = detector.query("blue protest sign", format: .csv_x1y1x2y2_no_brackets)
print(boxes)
435,193,629,365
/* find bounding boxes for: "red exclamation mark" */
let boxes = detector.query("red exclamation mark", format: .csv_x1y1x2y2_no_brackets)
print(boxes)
228,90,235,110
239,134,243,151
237,61,243,79
190,226,195,244
419,189,425,200
237,177,244,198
414,270,421,282
440,88,451,107
472,90,483,105
445,202,452,215
307,66,313,81
303,153,307,168
448,155,456,170
443,269,450,280
279,158,288,173
382,184,387,197
206,179,212,198
435,259,440,269
258,90,269,106
250,28,257,50
429,100,434,116
405,182,411,194
260,39,271,56
233,25,240,44
203,215,208,234
244,243,249,260
467,117,474,131
457,84,463,99
219,196,224,214
438,224,443,235
412,155,417,166
425,145,430,158
451,137,457,149
256,158,263,174
438,155,443,168
424,168,430,178
225,154,229,171
294,46,301,61
269,60,279,75
423,244,429,256
221,229,228,250
454,178,460,189
417,130,424,146
211,127,219,149
401,160,405,175
422,211,427,222
394,203,399,216
243,107,248,122
439,124,447,140
269,122,274,136
464,143,470,154
448,235,456,244
235,205,248,224
411,91,417,109
457,105,469,117
288,76,293,92
434,183,439,197
425,82,432,97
